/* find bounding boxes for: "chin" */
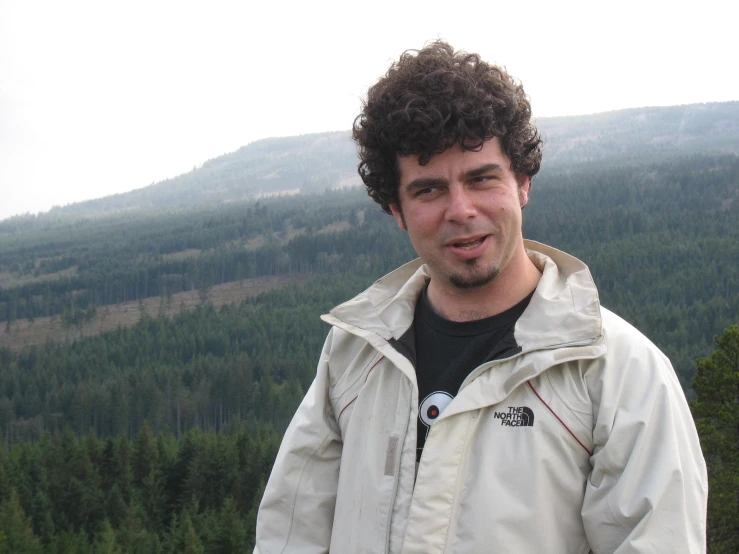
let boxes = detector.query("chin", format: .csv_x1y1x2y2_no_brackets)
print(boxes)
448,264,500,290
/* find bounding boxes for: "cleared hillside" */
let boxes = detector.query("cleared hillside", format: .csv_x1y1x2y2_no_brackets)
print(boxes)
0,274,309,350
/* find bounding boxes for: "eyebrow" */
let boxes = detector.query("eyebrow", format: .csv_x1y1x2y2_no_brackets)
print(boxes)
404,163,504,192
465,163,504,179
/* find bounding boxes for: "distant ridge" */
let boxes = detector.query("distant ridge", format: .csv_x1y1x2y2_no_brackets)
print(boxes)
15,102,739,221
540,102,739,170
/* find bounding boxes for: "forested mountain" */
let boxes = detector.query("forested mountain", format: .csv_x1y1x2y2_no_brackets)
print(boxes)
2,101,736,222
0,104,737,551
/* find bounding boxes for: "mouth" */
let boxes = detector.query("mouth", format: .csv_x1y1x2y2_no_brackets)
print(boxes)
448,235,488,250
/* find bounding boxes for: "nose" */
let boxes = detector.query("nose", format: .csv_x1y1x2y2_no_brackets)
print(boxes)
445,185,477,222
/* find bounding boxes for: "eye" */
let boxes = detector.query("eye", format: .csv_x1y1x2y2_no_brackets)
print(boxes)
471,175,493,185
415,186,439,197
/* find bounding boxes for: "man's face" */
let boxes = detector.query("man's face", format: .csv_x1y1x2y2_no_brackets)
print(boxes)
391,137,530,292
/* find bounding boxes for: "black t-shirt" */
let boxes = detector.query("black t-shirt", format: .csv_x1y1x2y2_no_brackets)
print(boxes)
413,286,532,461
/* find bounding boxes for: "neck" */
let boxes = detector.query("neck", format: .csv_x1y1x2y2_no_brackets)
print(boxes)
426,246,541,322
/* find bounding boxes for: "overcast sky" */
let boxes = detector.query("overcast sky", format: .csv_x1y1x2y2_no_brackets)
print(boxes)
1,0,736,221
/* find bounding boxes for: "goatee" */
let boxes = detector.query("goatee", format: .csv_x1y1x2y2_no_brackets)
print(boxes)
448,259,500,289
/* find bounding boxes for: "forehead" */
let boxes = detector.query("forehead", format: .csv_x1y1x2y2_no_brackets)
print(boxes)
396,137,509,185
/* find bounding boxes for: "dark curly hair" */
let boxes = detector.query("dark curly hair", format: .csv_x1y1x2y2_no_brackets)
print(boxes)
352,41,543,214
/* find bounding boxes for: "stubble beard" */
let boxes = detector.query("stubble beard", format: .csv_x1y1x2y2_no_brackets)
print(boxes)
448,258,500,290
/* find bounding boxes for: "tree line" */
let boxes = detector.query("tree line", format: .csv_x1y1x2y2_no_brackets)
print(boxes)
0,423,280,552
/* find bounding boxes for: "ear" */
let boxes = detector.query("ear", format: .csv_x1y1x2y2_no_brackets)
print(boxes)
518,175,531,208
389,203,407,231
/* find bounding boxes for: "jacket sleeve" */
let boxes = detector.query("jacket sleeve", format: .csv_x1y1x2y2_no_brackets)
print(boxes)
581,326,708,554
254,329,343,554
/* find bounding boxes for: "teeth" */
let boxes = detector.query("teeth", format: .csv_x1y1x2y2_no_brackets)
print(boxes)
454,238,483,249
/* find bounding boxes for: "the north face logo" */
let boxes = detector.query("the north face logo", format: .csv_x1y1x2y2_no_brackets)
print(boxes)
493,406,534,427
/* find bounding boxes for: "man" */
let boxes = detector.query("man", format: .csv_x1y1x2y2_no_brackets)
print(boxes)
255,41,707,553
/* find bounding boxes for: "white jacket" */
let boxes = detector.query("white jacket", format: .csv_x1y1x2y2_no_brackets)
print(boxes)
255,241,707,554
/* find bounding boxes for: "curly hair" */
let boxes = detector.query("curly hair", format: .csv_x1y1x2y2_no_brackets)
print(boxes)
352,41,543,214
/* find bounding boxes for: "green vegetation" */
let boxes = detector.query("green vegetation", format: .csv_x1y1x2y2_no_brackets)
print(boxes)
0,425,279,552
0,189,409,322
692,325,739,552
0,276,375,443
527,154,739,386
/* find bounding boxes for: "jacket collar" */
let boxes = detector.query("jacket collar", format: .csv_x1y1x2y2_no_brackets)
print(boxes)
322,257,428,342
324,241,602,350
515,241,603,353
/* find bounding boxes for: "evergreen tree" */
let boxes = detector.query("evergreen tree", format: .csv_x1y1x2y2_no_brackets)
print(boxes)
165,430,200,515
115,501,162,554
692,324,739,552
47,528,91,554
104,484,128,528
0,438,11,507
45,429,104,535
137,468,167,533
92,519,123,554
132,421,158,487
211,497,248,553
165,511,204,554
245,478,266,548
0,490,43,554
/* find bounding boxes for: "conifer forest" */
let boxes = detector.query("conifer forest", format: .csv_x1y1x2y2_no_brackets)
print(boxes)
0,103,738,552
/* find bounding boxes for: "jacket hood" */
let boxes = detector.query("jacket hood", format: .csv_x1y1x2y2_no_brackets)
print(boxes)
322,257,427,341
515,241,603,352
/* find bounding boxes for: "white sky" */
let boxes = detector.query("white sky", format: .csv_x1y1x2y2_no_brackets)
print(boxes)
1,0,736,221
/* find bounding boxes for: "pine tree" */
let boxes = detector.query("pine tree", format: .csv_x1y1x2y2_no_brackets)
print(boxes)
0,490,44,554
211,497,248,554
92,519,123,554
245,478,266,548
165,511,204,554
45,429,104,535
132,421,158,487
47,528,92,554
165,430,200,515
137,468,167,533
692,324,739,553
115,501,162,554
0,437,10,506
104,484,128,528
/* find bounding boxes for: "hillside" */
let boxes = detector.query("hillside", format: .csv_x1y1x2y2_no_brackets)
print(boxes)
2,101,736,222
540,102,739,168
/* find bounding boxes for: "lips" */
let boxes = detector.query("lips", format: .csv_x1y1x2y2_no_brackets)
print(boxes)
447,235,488,248
445,234,491,259
452,237,486,249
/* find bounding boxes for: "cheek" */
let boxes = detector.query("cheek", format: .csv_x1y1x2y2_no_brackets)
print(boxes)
405,208,437,233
